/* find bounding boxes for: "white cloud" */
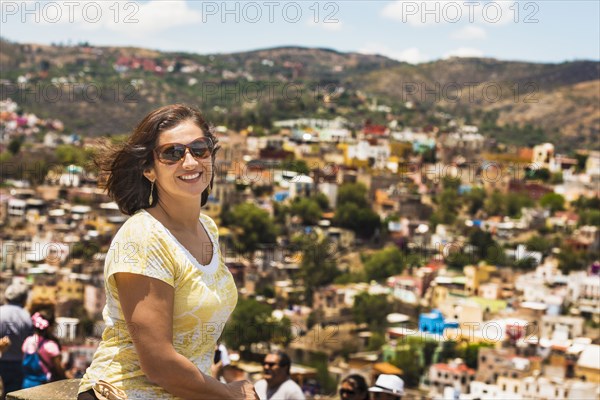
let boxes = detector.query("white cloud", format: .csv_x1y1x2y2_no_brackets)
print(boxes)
452,26,487,40
37,1,202,37
306,18,342,31
382,1,517,26
359,43,429,64
443,47,485,58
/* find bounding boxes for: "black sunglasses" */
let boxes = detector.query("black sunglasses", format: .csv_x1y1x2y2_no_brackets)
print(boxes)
154,137,214,165
263,361,279,368
339,389,356,396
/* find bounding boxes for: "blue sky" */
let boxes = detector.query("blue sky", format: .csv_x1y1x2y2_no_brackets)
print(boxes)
1,0,598,64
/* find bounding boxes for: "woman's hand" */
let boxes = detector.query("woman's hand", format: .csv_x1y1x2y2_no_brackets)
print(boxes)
227,380,259,400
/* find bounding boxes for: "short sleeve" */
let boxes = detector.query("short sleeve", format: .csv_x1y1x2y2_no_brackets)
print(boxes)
40,340,60,358
105,212,176,288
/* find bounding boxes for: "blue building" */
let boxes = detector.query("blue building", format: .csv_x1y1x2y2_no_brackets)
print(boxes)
418,309,459,335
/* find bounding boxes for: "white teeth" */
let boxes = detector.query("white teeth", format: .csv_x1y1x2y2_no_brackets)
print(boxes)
179,173,200,180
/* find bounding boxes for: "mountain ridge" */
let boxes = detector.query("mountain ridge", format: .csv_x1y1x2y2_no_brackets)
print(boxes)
1,39,598,150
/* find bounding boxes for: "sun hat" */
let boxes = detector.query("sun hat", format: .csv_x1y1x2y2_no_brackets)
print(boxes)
368,374,404,397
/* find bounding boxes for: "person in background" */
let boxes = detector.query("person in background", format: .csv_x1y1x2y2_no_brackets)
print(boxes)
21,309,66,388
0,282,33,399
368,374,404,400
254,351,305,400
339,374,369,400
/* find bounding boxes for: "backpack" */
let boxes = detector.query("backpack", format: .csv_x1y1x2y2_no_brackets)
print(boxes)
22,338,52,389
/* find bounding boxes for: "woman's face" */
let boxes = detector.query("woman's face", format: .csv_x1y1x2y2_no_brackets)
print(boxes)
144,120,213,203
340,380,366,400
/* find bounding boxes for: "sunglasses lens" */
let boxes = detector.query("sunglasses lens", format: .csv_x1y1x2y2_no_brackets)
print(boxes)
189,139,212,159
159,144,186,163
156,138,213,164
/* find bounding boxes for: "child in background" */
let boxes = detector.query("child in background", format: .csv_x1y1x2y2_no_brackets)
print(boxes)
21,309,66,388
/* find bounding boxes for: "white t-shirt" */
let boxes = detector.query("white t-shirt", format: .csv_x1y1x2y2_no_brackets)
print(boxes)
254,378,306,400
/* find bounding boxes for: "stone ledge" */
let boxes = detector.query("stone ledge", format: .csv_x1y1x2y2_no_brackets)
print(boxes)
6,379,81,400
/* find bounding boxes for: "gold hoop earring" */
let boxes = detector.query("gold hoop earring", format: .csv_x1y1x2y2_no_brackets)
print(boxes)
148,180,155,204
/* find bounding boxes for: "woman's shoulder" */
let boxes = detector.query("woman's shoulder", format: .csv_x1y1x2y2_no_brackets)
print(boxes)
114,210,161,240
199,213,218,234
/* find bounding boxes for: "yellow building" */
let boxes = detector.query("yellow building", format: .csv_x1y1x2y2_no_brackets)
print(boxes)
30,284,57,305
464,263,496,296
57,280,84,303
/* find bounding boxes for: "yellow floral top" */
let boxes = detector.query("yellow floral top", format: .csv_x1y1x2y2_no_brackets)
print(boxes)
79,210,238,399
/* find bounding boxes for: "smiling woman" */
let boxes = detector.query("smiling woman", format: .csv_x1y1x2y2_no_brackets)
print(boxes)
77,104,257,400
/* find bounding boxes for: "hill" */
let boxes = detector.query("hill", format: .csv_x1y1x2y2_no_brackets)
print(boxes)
1,40,598,150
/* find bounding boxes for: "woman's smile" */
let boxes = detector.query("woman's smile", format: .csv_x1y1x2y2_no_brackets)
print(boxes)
178,172,203,182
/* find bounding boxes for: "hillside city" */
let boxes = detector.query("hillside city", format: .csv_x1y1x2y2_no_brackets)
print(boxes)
0,46,599,399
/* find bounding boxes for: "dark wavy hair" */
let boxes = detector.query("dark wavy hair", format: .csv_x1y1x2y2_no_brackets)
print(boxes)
96,104,220,215
341,374,369,400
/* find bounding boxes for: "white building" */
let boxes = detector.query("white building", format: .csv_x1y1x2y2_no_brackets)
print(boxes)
346,140,391,170
568,271,600,315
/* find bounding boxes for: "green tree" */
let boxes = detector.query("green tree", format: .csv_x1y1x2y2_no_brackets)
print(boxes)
483,190,504,216
352,293,392,331
464,187,486,215
8,136,24,155
296,236,339,306
525,236,553,253
457,343,492,369
391,338,426,388
228,203,277,256
431,189,461,225
311,192,330,211
468,228,505,265
540,193,566,212
442,176,461,191
505,192,534,217
574,196,600,211
55,144,93,166
557,245,590,274
280,159,310,175
363,246,405,281
334,203,381,238
290,197,322,225
337,183,368,208
527,168,551,181
579,210,600,227
367,332,386,351
222,298,291,351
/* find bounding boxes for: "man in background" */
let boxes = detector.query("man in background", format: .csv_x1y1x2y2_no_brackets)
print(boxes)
254,350,305,400
0,282,33,399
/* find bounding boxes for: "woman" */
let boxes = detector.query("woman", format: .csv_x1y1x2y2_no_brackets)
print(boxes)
21,309,66,388
339,374,368,400
78,104,257,399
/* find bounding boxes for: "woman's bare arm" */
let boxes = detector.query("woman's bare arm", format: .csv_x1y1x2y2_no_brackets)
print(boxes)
114,272,256,400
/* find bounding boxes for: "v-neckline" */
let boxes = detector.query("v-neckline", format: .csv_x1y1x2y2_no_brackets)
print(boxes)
140,209,218,273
